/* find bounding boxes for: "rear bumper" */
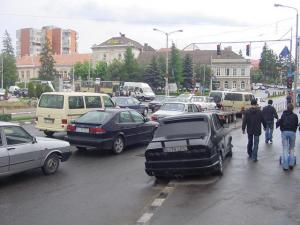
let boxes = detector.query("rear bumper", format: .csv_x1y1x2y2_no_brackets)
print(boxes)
145,154,219,176
65,135,114,149
36,124,67,132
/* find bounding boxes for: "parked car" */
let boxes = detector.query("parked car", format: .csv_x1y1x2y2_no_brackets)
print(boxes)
148,95,176,112
151,102,199,121
8,85,20,94
145,113,233,178
66,109,158,154
191,96,216,111
14,88,28,97
0,122,71,177
112,96,148,116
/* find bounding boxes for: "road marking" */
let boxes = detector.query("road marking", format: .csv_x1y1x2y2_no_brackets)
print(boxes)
137,213,154,224
151,198,165,207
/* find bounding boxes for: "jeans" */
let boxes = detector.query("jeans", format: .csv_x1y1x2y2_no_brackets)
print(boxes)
265,121,274,142
281,131,296,169
247,134,260,160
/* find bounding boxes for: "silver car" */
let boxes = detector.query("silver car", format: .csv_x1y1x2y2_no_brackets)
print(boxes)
0,122,71,176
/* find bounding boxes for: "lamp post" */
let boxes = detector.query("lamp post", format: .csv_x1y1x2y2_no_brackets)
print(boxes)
275,3,299,106
153,28,183,96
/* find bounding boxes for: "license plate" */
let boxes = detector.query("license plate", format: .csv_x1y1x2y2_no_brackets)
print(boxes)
44,118,54,124
76,127,89,133
164,146,188,153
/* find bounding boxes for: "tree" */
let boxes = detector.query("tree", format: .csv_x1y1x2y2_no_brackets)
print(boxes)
250,68,263,83
28,82,35,98
94,61,108,80
39,37,57,81
107,59,124,81
143,56,165,91
259,44,280,83
194,64,211,88
182,54,193,91
73,61,93,80
169,43,183,85
123,47,140,81
1,30,17,88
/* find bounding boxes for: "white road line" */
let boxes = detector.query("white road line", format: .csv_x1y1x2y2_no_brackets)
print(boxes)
151,198,165,207
137,212,154,224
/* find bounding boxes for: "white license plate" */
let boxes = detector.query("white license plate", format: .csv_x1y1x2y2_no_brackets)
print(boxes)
44,118,54,124
164,146,188,153
76,127,89,133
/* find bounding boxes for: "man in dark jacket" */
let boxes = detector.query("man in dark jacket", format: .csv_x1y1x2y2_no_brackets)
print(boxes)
242,99,266,161
262,99,278,144
277,103,298,170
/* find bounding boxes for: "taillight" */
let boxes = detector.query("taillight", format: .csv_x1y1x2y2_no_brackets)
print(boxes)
89,127,106,134
67,124,76,132
62,119,68,124
151,115,157,121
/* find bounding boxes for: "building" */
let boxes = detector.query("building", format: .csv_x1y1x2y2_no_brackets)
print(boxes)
16,54,91,82
138,46,251,91
91,33,154,65
16,26,78,57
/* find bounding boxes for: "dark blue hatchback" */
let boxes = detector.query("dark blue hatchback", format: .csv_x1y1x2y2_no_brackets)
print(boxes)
66,108,158,154
112,97,148,116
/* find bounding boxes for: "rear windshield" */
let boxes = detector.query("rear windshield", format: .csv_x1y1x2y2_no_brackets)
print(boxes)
155,117,209,138
77,111,111,124
224,93,243,101
160,103,185,111
39,95,64,109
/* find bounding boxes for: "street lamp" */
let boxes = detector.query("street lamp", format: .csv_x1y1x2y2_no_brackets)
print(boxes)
153,28,183,96
274,3,299,106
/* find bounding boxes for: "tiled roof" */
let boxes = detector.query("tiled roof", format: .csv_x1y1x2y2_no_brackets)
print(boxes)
16,53,91,67
137,49,244,65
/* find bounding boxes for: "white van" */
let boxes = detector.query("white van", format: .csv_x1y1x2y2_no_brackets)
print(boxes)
223,91,255,112
209,90,229,103
36,92,115,136
122,82,155,101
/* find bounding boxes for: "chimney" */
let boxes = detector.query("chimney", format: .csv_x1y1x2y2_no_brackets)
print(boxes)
144,43,148,47
120,33,125,38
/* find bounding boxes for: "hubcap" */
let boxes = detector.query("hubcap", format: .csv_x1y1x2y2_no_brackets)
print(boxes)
48,158,58,172
115,138,123,153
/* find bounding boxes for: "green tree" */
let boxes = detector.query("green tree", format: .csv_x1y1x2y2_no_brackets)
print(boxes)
107,59,124,81
169,43,183,85
35,83,43,98
157,55,166,75
182,54,193,90
39,37,57,80
259,44,280,83
28,82,35,98
194,64,211,88
1,30,17,88
74,61,93,80
143,56,165,91
123,47,140,81
94,61,108,80
250,68,263,83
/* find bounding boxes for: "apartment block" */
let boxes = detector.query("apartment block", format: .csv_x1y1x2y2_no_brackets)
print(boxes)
16,26,78,57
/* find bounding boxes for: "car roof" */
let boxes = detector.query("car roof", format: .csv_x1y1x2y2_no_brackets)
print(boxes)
91,108,136,113
162,101,193,105
41,92,110,97
0,121,20,127
159,112,213,123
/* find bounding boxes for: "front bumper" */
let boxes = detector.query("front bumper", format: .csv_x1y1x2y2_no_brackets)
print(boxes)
65,135,114,149
145,153,219,176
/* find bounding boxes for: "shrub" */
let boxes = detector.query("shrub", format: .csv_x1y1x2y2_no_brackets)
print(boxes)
0,114,12,121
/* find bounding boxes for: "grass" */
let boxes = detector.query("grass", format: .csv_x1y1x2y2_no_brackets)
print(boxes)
11,115,35,121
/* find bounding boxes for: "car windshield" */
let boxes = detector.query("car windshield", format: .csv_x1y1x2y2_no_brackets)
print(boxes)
155,117,209,138
38,95,64,109
114,97,138,105
160,103,185,111
224,93,243,101
77,111,111,124
143,87,152,93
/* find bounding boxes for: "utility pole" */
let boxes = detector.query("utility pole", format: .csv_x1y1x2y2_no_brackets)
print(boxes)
1,55,3,89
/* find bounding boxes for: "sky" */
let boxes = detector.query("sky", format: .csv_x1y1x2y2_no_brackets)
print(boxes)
1,0,300,59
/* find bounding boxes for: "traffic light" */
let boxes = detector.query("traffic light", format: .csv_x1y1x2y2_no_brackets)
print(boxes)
217,44,221,55
287,76,293,89
246,44,250,56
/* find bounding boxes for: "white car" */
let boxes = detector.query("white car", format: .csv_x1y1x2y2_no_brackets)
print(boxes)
191,96,216,111
151,102,199,121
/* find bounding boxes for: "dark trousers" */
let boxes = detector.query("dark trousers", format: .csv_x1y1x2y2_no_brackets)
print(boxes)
247,134,260,160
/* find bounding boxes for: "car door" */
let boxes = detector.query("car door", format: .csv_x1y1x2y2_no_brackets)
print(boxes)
3,126,41,173
116,111,138,145
212,114,227,156
0,128,9,174
130,110,152,143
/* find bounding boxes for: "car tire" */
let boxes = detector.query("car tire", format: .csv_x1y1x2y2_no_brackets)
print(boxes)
44,131,54,137
76,146,87,152
215,152,223,176
112,136,125,154
42,153,60,175
227,138,233,157
143,108,148,116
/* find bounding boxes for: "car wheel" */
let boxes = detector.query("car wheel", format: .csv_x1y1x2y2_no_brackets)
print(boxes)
44,131,54,137
42,153,60,175
143,108,148,116
76,146,87,152
112,136,125,154
215,152,223,176
227,138,233,157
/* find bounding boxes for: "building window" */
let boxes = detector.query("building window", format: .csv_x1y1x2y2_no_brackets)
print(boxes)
233,68,236,76
21,71,24,79
224,81,229,89
226,68,230,76
241,81,245,89
241,68,245,75
26,71,30,80
103,54,107,61
216,68,220,76
233,81,237,88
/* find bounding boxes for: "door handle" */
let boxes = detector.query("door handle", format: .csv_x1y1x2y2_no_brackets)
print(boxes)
7,147,15,150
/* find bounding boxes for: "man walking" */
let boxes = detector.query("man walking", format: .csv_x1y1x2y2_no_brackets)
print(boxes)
262,99,278,144
277,103,298,170
242,99,266,162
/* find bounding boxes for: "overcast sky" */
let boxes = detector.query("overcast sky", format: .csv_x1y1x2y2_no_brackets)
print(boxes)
1,0,300,59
